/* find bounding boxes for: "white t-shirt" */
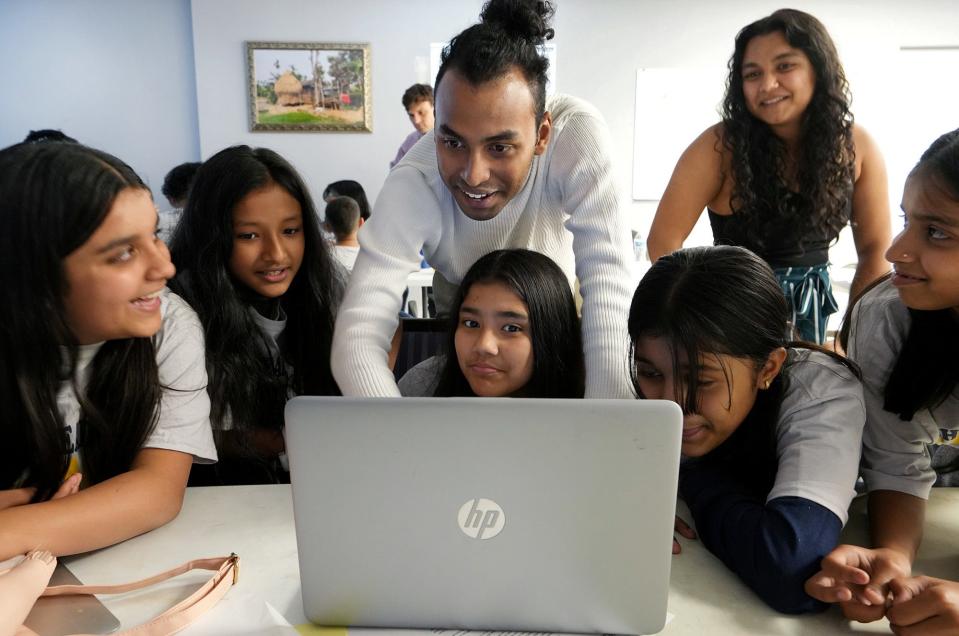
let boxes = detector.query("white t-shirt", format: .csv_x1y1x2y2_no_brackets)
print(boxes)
333,244,360,273
767,349,865,525
331,93,635,399
849,278,959,499
57,289,217,475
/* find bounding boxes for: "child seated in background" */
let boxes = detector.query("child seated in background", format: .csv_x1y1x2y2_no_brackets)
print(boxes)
806,128,959,635
158,161,201,243
324,195,362,273
0,141,215,561
399,249,584,398
169,145,344,485
629,245,864,614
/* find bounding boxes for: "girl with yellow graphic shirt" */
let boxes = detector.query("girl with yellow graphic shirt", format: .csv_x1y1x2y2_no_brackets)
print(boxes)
806,129,959,634
0,142,216,561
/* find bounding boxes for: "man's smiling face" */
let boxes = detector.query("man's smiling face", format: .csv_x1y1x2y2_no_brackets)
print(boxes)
434,67,551,221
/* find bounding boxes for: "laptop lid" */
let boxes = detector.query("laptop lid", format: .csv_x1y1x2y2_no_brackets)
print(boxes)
285,397,682,635
23,562,121,635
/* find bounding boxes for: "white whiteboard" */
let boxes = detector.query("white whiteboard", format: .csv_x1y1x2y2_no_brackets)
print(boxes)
632,67,724,201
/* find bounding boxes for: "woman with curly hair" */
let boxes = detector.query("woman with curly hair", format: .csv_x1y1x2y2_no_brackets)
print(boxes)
647,8,890,344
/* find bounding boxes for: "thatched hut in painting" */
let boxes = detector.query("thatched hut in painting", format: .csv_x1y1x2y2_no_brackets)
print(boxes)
274,72,303,106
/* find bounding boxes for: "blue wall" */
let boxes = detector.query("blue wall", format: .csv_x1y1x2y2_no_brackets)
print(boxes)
0,0,200,203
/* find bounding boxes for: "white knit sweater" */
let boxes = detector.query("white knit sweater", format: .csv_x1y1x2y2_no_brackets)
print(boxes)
331,94,635,398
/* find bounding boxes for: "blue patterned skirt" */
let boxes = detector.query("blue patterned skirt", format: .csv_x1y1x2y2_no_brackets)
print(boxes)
773,264,839,344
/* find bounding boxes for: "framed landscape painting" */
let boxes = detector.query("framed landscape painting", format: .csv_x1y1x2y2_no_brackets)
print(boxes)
246,41,372,132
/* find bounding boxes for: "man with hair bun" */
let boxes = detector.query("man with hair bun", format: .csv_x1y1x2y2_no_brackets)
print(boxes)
333,0,634,398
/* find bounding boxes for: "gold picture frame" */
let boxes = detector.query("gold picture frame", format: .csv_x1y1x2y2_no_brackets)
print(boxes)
246,41,372,132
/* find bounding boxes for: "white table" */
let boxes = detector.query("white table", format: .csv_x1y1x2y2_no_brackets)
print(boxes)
405,268,434,318
63,486,959,634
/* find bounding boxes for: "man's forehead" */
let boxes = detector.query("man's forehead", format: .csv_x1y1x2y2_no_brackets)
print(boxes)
435,69,537,122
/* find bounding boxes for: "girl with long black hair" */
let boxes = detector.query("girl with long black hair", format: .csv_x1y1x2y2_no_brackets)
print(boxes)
629,245,864,613
806,129,959,634
0,141,216,561
647,8,891,344
399,249,584,398
169,145,344,485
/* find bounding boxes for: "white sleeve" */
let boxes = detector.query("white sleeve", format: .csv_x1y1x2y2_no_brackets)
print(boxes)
767,353,865,525
330,167,441,396
550,108,635,398
145,292,217,463
849,290,938,499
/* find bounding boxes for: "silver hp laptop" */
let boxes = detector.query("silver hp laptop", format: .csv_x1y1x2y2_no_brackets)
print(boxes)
285,397,682,635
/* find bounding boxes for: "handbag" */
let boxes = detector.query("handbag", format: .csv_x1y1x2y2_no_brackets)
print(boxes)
8,552,239,636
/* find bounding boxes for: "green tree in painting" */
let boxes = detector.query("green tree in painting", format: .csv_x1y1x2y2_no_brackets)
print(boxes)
308,49,326,107
328,50,363,105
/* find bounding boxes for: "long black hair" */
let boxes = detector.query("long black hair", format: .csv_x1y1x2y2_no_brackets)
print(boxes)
721,9,855,253
435,249,584,398
841,128,959,420
0,142,162,501
435,0,554,126
169,146,344,451
629,245,856,489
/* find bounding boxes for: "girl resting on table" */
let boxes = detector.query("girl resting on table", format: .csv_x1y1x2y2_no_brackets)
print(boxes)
806,129,959,634
629,245,864,613
169,145,344,485
0,142,216,562
646,8,890,344
398,248,584,398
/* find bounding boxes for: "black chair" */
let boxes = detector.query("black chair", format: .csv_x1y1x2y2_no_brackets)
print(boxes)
392,317,447,380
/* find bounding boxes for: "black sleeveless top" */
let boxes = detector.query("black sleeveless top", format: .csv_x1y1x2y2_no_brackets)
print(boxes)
708,186,851,269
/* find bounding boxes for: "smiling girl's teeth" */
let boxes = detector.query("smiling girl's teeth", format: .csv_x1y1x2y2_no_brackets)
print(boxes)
464,191,491,200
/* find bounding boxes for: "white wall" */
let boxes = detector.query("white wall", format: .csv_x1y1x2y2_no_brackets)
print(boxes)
191,0,484,210
0,0,200,204
190,0,959,235
3,0,956,236
552,0,959,243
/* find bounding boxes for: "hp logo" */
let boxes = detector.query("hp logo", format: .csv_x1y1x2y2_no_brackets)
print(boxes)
457,498,505,540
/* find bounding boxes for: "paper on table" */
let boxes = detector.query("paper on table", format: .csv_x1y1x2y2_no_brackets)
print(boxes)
182,590,298,635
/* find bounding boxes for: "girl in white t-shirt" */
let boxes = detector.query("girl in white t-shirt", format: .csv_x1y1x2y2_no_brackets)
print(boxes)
169,146,345,484
629,245,864,614
806,128,959,634
398,249,584,398
0,141,216,562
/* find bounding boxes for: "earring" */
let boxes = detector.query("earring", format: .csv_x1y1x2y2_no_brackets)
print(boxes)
763,379,771,390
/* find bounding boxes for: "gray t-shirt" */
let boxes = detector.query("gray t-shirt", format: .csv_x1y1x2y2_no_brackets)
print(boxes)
769,349,865,525
849,278,959,498
397,355,444,397
56,290,217,475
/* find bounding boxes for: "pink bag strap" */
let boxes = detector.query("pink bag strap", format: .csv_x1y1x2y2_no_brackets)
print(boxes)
25,554,239,636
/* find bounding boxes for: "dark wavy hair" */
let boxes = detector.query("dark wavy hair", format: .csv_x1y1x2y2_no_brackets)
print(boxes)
721,9,855,253
629,245,856,488
0,142,162,501
435,249,584,398
169,146,344,457
435,0,554,125
841,128,959,420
